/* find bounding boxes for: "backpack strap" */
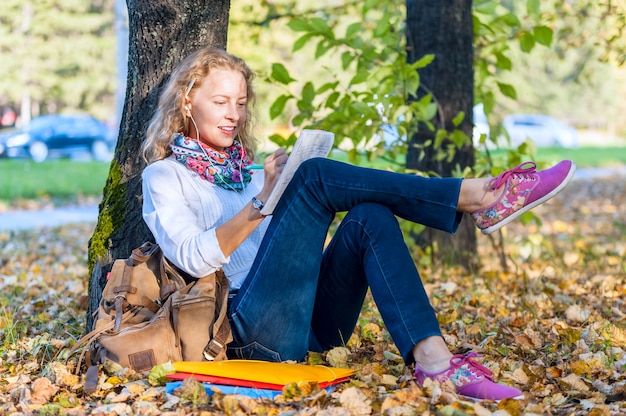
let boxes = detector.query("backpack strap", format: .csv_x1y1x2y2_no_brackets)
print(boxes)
83,365,100,394
69,307,141,372
203,270,232,361
132,242,187,296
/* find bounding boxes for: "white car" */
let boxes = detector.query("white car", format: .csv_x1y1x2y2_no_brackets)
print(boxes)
472,103,490,146
503,114,578,148
373,104,490,148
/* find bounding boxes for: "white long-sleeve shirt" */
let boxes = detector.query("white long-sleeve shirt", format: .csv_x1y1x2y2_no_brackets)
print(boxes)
141,157,269,289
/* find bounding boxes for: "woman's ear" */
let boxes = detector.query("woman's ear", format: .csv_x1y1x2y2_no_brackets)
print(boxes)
183,98,192,115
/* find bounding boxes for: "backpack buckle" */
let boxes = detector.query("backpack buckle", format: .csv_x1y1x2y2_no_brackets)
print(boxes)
203,339,224,361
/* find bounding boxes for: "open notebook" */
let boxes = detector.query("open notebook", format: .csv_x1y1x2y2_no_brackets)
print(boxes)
260,129,334,215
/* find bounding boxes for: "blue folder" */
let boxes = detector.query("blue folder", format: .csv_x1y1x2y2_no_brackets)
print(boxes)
166,381,283,399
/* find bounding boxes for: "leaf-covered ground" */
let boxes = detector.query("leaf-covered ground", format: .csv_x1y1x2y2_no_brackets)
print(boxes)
0,175,624,415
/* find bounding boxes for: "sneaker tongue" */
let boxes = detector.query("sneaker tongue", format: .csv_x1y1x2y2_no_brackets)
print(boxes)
490,162,537,190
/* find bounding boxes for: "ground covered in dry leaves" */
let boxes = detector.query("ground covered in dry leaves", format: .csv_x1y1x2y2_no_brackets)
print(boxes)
0,175,624,415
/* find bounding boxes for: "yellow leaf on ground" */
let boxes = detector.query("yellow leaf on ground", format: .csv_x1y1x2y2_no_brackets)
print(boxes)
339,387,372,416
560,373,590,392
505,368,529,385
565,305,591,323
30,377,58,405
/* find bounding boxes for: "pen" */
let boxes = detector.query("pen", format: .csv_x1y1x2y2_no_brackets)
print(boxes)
250,164,286,169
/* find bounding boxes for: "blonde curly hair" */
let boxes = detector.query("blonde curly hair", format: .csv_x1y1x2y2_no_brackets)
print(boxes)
142,47,257,164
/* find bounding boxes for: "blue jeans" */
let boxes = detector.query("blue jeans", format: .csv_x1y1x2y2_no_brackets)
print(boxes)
227,158,463,364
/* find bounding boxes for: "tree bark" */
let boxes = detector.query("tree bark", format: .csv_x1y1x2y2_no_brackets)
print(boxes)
86,0,231,331
405,0,477,268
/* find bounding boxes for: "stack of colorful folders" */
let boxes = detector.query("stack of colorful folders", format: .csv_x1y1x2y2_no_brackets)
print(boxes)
165,360,356,399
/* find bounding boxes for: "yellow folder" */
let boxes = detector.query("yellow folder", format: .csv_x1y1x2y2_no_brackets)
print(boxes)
173,360,356,385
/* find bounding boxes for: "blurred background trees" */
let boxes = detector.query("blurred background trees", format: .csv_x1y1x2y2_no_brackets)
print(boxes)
0,0,624,137
0,0,115,125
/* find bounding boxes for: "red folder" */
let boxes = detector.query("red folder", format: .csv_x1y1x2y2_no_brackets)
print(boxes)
166,372,351,390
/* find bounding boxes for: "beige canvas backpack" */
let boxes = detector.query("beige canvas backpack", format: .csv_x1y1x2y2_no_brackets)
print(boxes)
71,242,232,393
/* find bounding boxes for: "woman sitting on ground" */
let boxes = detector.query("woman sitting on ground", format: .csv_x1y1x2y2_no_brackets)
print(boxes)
140,46,576,401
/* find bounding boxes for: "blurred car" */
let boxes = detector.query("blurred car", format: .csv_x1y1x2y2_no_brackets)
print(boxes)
471,103,490,146
374,104,490,148
0,114,115,162
503,114,579,148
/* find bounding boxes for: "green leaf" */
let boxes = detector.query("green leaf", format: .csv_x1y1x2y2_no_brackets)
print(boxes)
452,111,465,127
287,18,310,32
483,92,495,115
433,129,447,149
269,94,291,120
325,91,340,108
495,52,512,70
424,103,438,121
309,17,332,37
315,40,332,59
497,82,517,99
270,63,295,85
292,113,307,127
519,32,536,52
411,53,435,70
527,0,540,17
317,81,339,94
350,70,370,85
363,0,379,13
374,19,391,37
148,361,175,385
519,210,539,226
533,26,553,46
403,69,420,98
268,134,290,148
351,101,376,117
341,51,355,70
301,82,315,105
500,13,521,27
293,33,315,53
346,22,362,38
474,1,497,14
449,129,468,147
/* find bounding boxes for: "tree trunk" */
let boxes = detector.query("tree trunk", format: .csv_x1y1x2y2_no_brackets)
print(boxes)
405,0,477,268
86,0,231,331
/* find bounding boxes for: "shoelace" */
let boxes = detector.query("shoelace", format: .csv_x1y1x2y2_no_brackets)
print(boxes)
449,352,493,380
488,162,537,193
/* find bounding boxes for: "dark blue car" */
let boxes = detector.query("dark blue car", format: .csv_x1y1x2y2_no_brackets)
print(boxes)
0,114,115,162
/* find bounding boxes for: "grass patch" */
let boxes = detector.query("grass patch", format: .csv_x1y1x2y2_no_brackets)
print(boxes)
0,159,110,204
331,146,626,169
482,146,626,168
1,145,624,205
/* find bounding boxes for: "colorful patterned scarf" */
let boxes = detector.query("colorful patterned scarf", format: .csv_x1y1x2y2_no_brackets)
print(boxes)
170,133,253,191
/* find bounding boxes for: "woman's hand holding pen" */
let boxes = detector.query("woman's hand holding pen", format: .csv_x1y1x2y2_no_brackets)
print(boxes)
217,148,289,252
256,148,288,204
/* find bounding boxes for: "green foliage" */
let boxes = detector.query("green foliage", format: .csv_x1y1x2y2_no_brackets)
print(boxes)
260,0,563,172
473,0,555,120
0,0,116,121
262,0,437,165
490,0,626,135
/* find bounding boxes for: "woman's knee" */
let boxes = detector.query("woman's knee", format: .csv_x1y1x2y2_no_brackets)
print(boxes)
345,203,395,223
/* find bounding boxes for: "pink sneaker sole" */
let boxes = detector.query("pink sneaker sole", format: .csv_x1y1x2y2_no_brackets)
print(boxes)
472,160,576,235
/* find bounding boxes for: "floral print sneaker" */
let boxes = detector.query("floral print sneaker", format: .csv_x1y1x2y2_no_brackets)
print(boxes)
471,160,576,235
414,352,524,401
